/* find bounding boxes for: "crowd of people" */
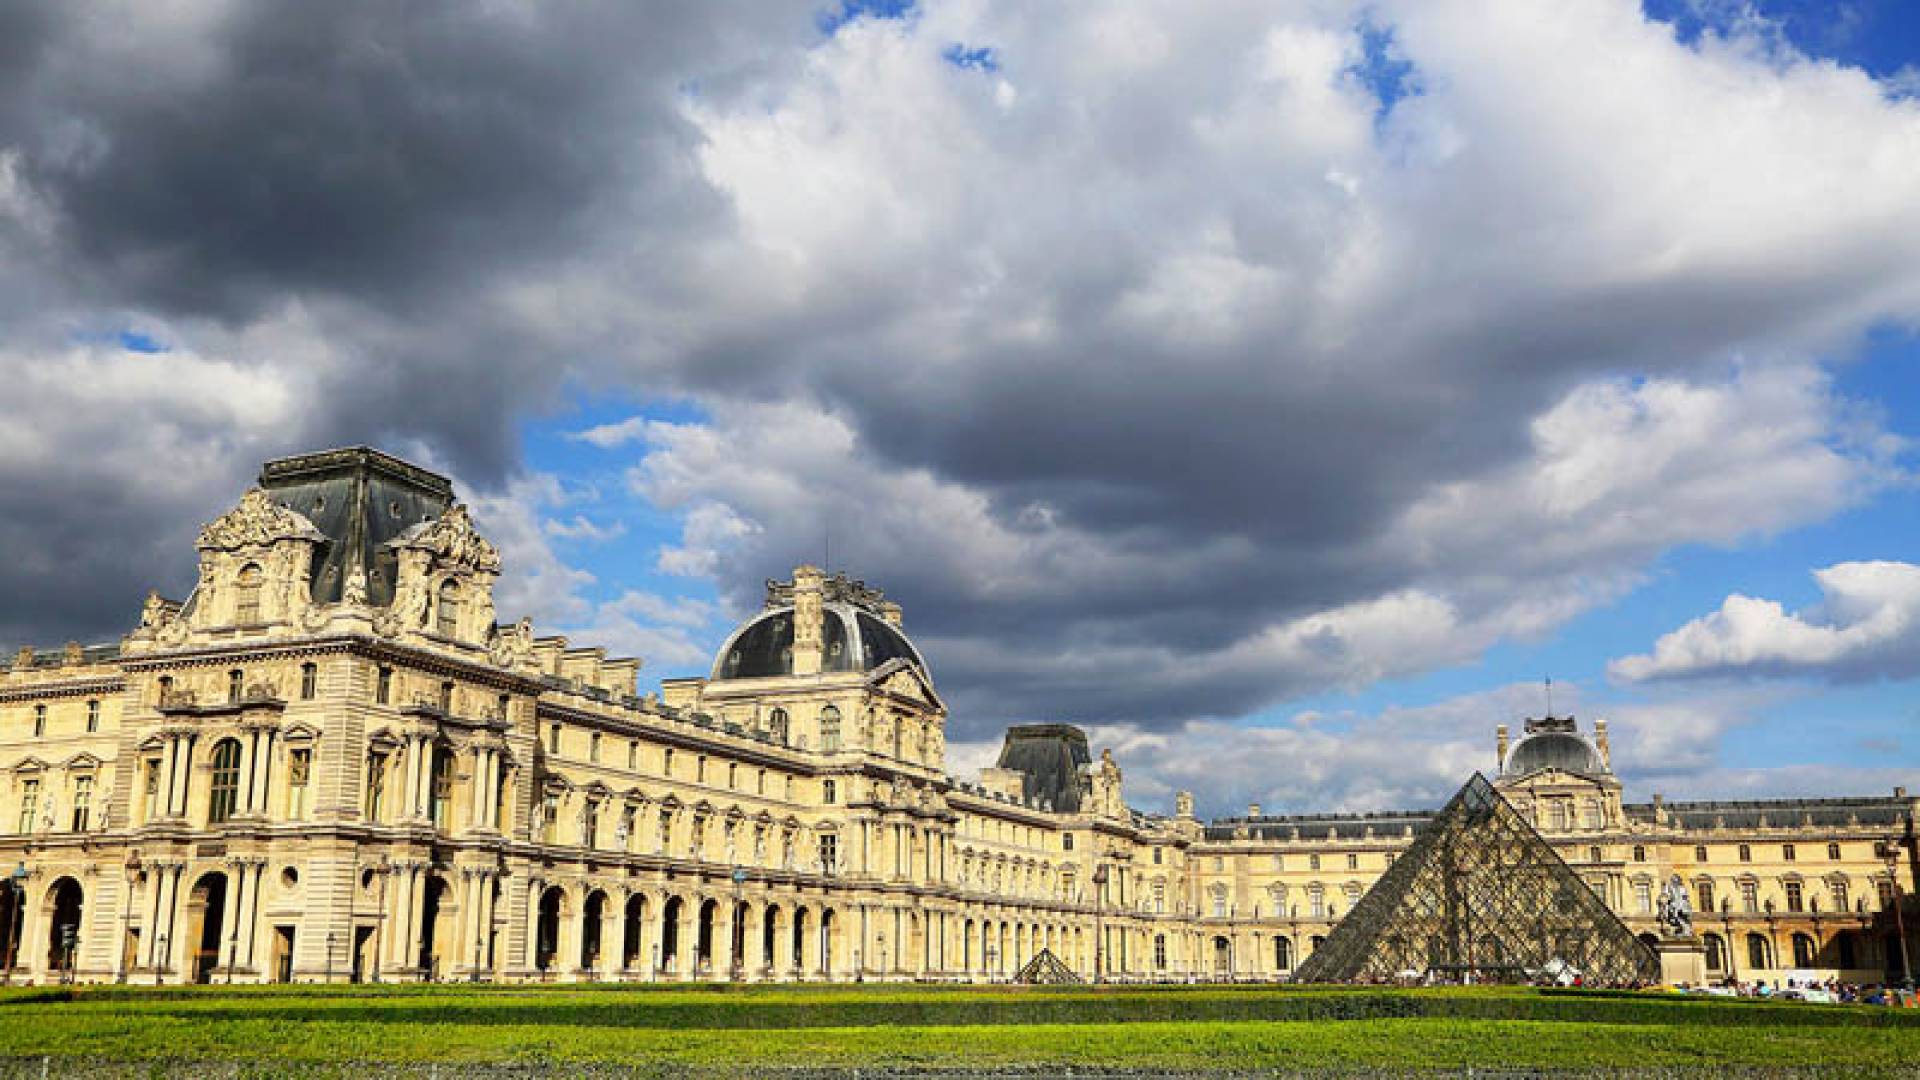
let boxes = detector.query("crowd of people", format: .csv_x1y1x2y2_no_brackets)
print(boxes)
1675,976,1916,1005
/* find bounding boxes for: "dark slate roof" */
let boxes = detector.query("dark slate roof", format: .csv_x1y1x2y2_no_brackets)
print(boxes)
1204,809,1437,843
994,724,1091,813
1624,796,1912,832
710,604,923,680
258,447,454,607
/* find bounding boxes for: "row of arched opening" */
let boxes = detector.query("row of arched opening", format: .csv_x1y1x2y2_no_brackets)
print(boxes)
533,888,838,977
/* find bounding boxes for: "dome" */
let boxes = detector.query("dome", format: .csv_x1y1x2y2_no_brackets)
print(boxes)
710,603,924,681
1503,731,1604,778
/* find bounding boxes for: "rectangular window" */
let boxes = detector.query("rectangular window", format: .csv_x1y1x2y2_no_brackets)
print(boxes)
1785,880,1804,912
590,733,601,764
33,706,45,738
429,751,452,829
820,833,839,872
1832,879,1849,912
628,741,638,770
757,769,766,795
1695,845,1708,862
1309,854,1320,871
19,778,40,831
228,669,244,703
697,756,707,783
663,748,675,777
1741,881,1759,913
549,724,562,755
70,775,92,831
583,802,599,849
86,700,100,733
1063,833,1074,851
823,779,836,804
1346,853,1359,871
1153,847,1163,865
376,667,392,705
1828,842,1841,860
542,793,560,844
1783,844,1796,862
1880,881,1898,911
287,749,311,820
1634,881,1653,914
142,758,161,821
300,664,317,700
727,762,737,789
365,754,388,821
1696,880,1714,913
1738,844,1751,862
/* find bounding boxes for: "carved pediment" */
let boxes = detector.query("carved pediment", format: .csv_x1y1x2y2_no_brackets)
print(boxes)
387,504,501,573
198,489,326,552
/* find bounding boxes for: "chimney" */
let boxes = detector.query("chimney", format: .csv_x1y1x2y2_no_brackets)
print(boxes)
1496,724,1509,769
790,565,825,676
1594,717,1611,770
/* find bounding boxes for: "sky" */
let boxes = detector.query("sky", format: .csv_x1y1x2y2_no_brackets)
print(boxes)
2,0,1919,819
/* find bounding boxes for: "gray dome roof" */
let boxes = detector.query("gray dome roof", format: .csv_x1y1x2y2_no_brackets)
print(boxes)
1503,731,1604,778
710,603,924,681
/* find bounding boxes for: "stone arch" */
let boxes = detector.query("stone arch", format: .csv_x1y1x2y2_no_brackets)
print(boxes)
581,889,610,973
696,897,718,976
622,892,649,972
185,871,227,984
419,874,455,978
535,885,567,974
659,894,685,974
42,877,84,977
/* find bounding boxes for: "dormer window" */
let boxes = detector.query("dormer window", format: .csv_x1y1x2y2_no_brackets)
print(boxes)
235,563,263,624
436,580,461,637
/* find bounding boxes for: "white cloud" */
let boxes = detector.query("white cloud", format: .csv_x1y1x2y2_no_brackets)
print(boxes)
544,514,627,543
1611,561,1920,682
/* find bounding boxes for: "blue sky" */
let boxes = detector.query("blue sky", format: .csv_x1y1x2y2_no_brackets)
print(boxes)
6,0,1920,816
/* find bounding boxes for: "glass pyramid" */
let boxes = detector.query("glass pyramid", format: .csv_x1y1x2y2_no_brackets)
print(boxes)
1292,772,1658,985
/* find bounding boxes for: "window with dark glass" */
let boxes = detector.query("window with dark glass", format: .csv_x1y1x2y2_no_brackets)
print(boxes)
208,739,243,823
300,664,317,700
376,667,392,705
436,580,461,637
85,700,99,733
429,748,452,828
235,563,263,624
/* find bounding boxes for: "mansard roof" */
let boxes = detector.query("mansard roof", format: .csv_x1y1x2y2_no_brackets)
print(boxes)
256,446,455,607
1624,794,1912,832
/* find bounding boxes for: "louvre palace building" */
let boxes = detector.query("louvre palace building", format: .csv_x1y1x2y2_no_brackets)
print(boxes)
0,447,1914,986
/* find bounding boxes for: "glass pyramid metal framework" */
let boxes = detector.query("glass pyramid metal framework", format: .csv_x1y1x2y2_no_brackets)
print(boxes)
1293,773,1658,985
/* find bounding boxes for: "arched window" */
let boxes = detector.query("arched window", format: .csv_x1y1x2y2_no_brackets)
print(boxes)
235,564,263,624
1792,932,1817,968
1703,933,1726,972
1274,936,1293,970
436,581,461,637
818,706,840,751
208,739,243,824
1746,932,1773,971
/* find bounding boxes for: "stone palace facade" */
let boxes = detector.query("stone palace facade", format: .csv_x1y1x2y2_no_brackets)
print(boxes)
0,448,1914,985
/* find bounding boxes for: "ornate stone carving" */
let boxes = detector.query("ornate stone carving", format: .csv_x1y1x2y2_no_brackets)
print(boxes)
488,617,536,669
388,504,501,573
197,488,325,552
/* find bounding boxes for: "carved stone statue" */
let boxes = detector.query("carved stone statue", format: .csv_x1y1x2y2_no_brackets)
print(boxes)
1657,873,1694,938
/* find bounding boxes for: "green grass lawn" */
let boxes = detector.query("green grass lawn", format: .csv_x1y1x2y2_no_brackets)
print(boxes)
1,982,1917,1075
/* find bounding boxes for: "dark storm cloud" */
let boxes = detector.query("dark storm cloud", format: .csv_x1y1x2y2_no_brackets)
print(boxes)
4,0,1919,748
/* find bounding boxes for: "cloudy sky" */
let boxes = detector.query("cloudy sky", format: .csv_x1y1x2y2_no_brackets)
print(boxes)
3,0,1919,817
